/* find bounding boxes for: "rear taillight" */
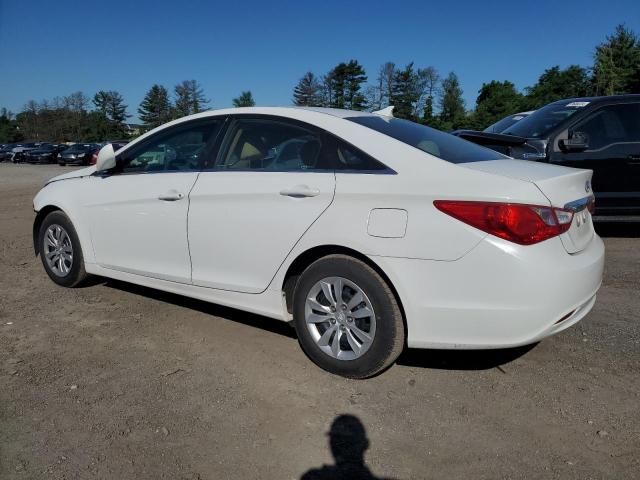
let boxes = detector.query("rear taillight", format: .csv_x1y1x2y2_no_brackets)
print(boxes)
434,201,573,245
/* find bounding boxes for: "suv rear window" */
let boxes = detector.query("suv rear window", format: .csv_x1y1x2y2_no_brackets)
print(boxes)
346,116,506,163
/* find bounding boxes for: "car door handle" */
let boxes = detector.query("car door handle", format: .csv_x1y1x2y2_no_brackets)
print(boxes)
158,190,185,201
628,155,640,165
279,185,321,198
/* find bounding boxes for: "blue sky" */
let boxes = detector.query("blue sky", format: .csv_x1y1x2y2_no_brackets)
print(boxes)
1,0,638,121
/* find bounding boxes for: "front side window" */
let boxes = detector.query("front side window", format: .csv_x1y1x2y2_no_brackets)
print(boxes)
572,103,640,151
216,119,326,170
121,121,220,173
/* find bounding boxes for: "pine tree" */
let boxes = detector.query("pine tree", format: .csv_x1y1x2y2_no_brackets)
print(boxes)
438,72,466,130
293,72,321,106
327,60,367,110
593,24,640,95
232,91,255,107
174,80,209,118
390,62,419,120
138,85,172,129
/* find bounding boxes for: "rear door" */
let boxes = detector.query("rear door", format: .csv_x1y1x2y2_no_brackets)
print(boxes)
188,115,335,293
549,102,640,215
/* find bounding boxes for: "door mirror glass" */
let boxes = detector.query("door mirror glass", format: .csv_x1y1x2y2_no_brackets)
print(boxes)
560,131,589,152
95,144,116,171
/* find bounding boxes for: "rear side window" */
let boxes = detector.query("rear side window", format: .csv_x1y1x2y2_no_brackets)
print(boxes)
216,118,328,171
334,140,388,171
346,116,506,163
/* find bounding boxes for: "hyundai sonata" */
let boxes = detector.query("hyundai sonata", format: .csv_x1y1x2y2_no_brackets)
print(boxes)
33,107,604,378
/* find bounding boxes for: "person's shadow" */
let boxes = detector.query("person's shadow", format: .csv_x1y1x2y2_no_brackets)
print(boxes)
301,414,394,480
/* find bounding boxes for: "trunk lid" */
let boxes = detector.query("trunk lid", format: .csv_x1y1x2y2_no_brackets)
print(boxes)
462,159,595,253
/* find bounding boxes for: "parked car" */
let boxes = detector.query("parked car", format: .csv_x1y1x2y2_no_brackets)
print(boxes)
10,142,46,163
58,143,99,166
453,95,640,219
483,111,534,133
33,106,604,378
24,144,68,164
89,140,129,165
0,143,18,162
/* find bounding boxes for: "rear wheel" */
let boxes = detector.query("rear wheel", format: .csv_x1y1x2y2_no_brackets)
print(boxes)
293,255,405,378
38,211,89,287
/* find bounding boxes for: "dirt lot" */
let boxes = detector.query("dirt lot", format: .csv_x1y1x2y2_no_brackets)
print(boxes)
0,163,638,479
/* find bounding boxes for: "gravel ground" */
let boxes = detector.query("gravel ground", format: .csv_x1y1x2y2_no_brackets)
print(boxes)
1,163,638,479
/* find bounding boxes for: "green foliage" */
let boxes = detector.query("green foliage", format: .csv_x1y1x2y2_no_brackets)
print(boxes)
390,63,419,120
471,80,523,129
523,65,590,109
93,90,129,138
592,24,640,95
293,72,322,106
232,91,256,107
0,108,22,142
173,80,209,118
138,85,172,129
326,60,368,110
438,72,466,130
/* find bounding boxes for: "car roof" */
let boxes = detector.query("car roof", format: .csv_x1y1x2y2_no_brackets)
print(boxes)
169,106,377,124
549,94,640,105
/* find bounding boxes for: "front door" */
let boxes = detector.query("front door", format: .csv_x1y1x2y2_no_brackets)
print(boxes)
87,119,222,283
188,116,335,293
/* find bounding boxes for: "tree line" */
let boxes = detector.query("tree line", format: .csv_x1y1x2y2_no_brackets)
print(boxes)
292,24,640,130
1,24,638,143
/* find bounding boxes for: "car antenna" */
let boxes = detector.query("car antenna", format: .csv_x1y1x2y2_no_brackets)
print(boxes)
372,105,394,117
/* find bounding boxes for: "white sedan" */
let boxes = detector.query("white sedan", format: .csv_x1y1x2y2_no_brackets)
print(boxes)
33,107,604,378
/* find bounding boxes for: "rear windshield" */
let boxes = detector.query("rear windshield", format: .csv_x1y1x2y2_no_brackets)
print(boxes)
68,144,95,151
346,116,506,163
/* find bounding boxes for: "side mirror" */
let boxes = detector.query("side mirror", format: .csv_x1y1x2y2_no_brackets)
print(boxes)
95,144,116,171
560,131,589,152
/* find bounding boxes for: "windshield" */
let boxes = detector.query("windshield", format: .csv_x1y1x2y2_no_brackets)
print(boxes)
483,114,528,133
502,101,590,138
347,116,506,163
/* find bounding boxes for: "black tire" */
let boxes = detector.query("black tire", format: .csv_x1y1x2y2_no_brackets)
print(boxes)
38,210,89,287
293,254,405,379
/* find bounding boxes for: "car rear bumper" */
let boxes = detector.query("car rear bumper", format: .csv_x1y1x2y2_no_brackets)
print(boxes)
371,234,605,349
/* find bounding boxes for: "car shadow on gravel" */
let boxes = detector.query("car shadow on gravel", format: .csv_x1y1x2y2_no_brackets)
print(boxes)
103,279,297,339
101,279,536,371
397,343,538,371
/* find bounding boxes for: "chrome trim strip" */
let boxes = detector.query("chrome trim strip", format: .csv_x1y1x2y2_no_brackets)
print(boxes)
564,195,595,212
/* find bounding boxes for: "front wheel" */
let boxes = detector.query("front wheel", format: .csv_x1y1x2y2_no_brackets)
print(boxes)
38,211,89,287
293,255,405,379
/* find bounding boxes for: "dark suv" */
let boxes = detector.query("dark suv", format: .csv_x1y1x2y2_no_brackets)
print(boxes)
454,95,640,219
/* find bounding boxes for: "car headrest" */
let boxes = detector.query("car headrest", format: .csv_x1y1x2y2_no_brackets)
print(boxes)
300,140,320,168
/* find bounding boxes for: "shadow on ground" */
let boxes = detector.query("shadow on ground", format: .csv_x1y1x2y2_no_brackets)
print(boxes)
104,279,297,339
100,278,536,372
397,343,537,371
301,414,396,480
594,221,640,238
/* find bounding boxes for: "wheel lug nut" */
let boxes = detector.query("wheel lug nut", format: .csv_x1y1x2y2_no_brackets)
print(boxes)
341,304,347,311
330,319,336,324
330,306,336,312
347,317,353,322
